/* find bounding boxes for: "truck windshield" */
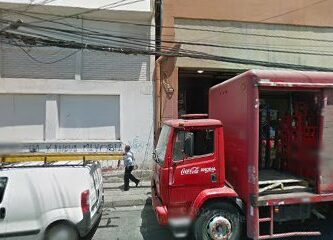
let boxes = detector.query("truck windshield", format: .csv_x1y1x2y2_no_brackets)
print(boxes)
155,125,171,165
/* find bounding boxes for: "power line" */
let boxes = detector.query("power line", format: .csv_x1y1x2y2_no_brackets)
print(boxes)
3,18,333,70
0,21,170,54
29,0,145,24
3,0,60,12
261,0,329,22
10,39,80,64
1,18,333,70
2,30,333,72
38,0,63,4
1,24,186,66
189,0,331,41
4,18,333,57
2,6,333,45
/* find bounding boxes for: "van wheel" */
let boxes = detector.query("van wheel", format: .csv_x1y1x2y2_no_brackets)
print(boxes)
45,223,79,240
194,202,243,240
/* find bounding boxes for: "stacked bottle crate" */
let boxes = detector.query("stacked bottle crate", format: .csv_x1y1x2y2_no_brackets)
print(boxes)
280,102,319,178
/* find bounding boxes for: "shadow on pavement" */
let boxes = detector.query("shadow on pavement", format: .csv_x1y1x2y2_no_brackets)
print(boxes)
83,210,121,240
138,201,333,240
83,215,102,240
140,198,176,240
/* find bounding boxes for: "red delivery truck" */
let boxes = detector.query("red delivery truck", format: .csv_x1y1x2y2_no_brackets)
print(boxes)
151,70,333,240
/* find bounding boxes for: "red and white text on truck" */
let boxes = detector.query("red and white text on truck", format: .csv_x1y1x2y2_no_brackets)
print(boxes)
152,70,333,240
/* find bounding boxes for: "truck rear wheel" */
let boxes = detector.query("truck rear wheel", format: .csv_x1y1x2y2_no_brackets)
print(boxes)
194,201,243,240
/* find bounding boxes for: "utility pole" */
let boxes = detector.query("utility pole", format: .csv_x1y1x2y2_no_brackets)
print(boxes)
155,0,162,60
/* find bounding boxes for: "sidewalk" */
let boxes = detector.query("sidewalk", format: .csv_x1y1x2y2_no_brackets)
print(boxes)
103,171,152,208
103,169,153,183
103,181,152,208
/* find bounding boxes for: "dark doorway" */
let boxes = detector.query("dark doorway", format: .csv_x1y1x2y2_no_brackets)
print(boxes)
178,68,240,116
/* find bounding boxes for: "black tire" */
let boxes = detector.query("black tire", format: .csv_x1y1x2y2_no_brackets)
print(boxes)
194,201,244,240
45,223,79,240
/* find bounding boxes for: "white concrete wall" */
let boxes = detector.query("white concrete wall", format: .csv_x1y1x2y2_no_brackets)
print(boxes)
0,3,155,168
0,79,154,167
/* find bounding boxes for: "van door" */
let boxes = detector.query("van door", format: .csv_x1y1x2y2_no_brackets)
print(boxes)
5,173,40,240
168,128,219,217
0,177,9,240
319,88,333,193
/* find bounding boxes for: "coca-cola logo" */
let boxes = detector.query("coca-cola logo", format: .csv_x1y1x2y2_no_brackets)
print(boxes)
180,166,216,175
181,167,200,175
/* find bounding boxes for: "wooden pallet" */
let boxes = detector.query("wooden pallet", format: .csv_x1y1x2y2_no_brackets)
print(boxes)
259,170,311,195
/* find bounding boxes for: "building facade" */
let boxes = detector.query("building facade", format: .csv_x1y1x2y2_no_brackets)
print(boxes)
0,0,155,168
156,0,333,129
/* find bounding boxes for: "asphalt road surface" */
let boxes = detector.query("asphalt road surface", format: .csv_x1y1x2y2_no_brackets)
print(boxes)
91,203,173,240
92,203,333,240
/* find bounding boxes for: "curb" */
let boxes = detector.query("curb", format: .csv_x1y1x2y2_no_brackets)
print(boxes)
104,197,152,208
103,185,151,190
103,170,153,182
103,169,152,178
103,175,152,183
103,182,151,190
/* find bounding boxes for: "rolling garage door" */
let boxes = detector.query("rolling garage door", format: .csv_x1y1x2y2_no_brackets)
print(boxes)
58,95,120,140
0,94,46,142
0,94,121,143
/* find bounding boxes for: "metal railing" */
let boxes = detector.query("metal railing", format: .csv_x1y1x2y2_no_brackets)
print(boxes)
0,152,124,167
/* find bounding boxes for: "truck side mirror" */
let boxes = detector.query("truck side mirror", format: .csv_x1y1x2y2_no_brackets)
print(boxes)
183,133,194,158
152,150,159,163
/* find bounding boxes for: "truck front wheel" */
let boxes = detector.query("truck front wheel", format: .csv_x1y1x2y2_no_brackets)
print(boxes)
194,201,243,240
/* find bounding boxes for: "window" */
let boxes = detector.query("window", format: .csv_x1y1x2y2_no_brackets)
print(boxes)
173,129,214,161
0,177,8,204
155,125,172,165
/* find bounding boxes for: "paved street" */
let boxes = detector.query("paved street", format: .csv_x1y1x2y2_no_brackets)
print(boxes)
92,204,174,240
98,173,333,240
91,204,333,240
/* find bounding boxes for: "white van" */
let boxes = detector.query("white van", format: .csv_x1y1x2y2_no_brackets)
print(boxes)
0,161,103,240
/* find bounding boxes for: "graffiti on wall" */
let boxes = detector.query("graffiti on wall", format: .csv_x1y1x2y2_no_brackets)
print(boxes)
127,136,147,153
0,142,123,154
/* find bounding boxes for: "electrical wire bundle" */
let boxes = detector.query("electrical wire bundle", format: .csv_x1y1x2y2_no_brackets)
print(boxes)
0,1,332,70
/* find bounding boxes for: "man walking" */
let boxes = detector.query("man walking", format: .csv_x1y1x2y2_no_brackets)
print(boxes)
123,145,140,191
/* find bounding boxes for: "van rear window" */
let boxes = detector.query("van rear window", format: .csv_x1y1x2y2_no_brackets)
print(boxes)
0,177,8,203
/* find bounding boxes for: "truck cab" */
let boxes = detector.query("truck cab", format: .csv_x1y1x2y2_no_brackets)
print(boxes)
152,119,242,239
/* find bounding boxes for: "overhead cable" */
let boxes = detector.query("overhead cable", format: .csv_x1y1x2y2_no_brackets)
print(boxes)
2,18,333,57
2,30,333,72
2,7,333,45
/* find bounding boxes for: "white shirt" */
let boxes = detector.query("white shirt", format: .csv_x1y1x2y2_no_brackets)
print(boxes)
123,151,135,167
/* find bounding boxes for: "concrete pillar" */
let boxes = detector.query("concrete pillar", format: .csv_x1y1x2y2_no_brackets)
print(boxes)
75,51,82,80
75,17,83,81
45,95,59,141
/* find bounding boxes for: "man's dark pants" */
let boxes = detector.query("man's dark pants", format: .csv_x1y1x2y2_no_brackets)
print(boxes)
124,166,139,191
